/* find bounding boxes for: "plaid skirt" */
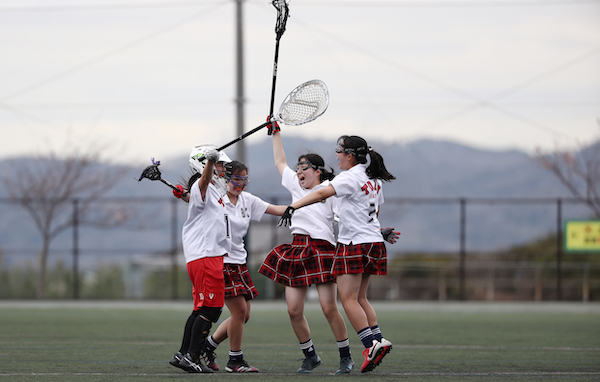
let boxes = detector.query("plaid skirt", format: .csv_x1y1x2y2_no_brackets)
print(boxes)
223,263,259,300
332,242,387,276
259,235,336,287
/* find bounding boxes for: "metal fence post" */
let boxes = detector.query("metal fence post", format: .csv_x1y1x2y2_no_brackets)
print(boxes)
459,198,466,300
170,198,179,300
556,198,563,301
72,198,80,300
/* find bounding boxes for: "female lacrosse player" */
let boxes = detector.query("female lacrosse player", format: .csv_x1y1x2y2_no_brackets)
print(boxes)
277,135,398,373
200,161,286,373
259,126,355,374
169,145,232,374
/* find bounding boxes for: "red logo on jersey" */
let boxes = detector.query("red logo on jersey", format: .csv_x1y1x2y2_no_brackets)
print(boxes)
361,181,381,195
218,198,225,207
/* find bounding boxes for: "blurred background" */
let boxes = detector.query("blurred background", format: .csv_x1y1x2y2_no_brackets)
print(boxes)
1,0,599,301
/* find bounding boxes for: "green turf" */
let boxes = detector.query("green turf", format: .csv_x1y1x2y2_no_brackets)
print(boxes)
0,301,598,381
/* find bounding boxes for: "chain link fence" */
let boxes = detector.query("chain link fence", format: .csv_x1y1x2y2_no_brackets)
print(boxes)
0,196,598,301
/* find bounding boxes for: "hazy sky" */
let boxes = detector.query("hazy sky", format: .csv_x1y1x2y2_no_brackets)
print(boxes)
1,0,599,165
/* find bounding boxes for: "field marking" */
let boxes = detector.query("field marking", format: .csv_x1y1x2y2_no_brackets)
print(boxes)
1,372,600,377
1,301,599,314
397,344,600,351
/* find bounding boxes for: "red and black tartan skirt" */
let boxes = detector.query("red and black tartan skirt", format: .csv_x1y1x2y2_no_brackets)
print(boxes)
259,234,336,287
332,242,387,276
223,263,259,300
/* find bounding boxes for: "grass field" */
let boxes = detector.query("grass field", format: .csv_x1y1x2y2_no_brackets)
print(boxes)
0,301,599,381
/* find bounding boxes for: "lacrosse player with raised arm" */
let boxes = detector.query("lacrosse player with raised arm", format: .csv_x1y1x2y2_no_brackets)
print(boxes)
258,124,355,374
169,145,232,374
194,160,287,373
277,135,399,373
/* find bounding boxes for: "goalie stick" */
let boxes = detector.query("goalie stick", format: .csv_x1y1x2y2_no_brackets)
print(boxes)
267,0,290,135
218,79,329,151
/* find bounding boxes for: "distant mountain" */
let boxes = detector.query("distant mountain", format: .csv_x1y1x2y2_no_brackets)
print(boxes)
0,139,588,269
157,137,573,200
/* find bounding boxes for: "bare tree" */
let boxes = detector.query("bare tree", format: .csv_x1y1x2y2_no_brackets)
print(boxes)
533,133,600,217
1,142,129,299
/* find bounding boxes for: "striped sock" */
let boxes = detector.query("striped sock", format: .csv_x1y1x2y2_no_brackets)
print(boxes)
337,338,351,358
229,349,243,362
300,339,317,358
371,325,383,341
206,335,219,351
358,327,375,348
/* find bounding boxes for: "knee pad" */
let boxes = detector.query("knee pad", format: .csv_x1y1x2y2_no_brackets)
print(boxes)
199,306,222,323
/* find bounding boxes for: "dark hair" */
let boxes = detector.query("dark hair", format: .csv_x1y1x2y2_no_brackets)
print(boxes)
298,153,335,182
337,135,395,182
186,172,201,190
225,160,248,177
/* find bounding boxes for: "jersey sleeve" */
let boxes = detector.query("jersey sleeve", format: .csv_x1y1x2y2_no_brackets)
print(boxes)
243,192,269,222
330,171,354,197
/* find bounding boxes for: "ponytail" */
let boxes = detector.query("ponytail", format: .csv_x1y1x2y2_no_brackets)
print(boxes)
366,150,395,182
337,135,395,182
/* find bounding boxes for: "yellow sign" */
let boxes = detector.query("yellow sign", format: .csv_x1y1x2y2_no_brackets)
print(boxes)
565,220,600,252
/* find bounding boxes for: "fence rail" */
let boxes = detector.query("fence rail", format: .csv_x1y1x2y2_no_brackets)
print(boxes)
1,196,598,301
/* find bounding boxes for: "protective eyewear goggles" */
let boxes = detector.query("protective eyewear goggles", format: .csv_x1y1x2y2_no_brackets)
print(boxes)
229,175,249,188
335,137,349,154
294,161,318,171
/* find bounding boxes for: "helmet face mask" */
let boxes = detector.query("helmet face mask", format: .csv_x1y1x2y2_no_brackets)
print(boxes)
189,145,231,196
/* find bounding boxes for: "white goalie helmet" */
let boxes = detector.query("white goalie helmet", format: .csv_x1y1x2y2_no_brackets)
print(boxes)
189,145,232,196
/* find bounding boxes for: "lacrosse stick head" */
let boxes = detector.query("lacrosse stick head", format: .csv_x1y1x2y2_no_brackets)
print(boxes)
275,80,329,126
272,0,290,39
138,158,162,182
189,145,231,196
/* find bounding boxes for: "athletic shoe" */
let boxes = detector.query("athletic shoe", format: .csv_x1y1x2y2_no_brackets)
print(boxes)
360,340,389,373
297,354,322,373
373,338,393,365
201,348,219,371
225,359,259,373
178,353,214,373
335,356,355,374
169,351,185,370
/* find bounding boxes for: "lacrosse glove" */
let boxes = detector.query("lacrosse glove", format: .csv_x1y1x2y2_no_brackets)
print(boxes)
381,227,400,244
205,148,220,162
277,206,295,227
173,184,185,199
267,115,281,136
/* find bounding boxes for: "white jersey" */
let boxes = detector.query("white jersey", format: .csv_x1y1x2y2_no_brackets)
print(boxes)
224,191,269,264
182,181,231,263
330,163,384,245
282,166,337,245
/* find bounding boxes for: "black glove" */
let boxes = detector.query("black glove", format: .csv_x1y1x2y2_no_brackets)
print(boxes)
277,206,295,227
381,227,400,244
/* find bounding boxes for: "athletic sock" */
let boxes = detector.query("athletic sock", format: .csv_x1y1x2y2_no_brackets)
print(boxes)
229,350,243,362
357,327,375,348
371,325,383,341
300,339,317,358
337,338,351,358
206,335,219,352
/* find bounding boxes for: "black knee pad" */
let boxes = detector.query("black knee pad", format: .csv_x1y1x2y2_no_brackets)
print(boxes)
199,306,222,323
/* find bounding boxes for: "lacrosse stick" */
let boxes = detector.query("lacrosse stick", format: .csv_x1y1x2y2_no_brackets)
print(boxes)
218,79,329,151
138,158,188,197
267,0,290,135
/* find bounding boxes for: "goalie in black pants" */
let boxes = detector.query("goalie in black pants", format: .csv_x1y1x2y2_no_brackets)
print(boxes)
169,145,232,373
